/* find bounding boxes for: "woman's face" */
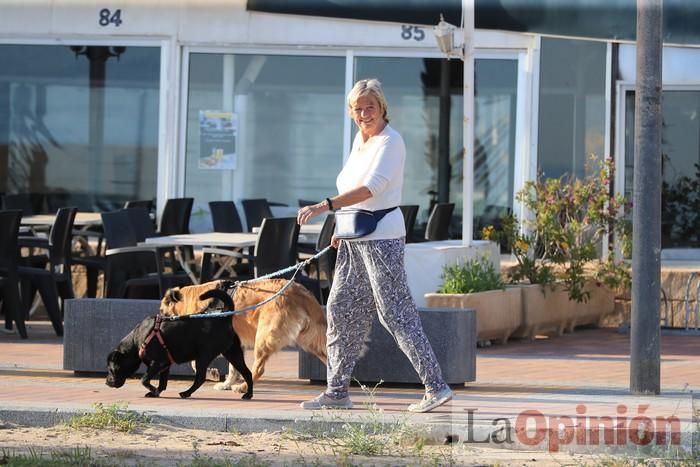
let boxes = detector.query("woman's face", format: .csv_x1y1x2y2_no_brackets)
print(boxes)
351,94,385,138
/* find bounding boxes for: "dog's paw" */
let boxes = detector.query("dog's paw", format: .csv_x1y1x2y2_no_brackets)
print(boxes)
213,382,232,391
179,391,191,399
145,391,160,398
231,383,249,394
241,393,253,400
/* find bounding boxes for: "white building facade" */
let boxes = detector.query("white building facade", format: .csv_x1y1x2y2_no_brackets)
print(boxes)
2,1,700,254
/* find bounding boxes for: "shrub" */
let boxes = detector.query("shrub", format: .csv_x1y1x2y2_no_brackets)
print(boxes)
438,257,504,294
484,156,631,302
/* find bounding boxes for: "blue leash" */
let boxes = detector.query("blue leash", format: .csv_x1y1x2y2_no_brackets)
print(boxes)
161,245,333,321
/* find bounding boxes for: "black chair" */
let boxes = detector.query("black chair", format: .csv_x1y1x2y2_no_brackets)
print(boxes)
2,193,44,216
209,201,243,233
71,206,158,298
0,210,28,338
424,203,455,241
156,197,195,266
241,198,273,232
158,197,194,236
102,210,191,299
124,199,154,212
399,205,419,243
201,217,299,282
17,207,78,336
298,214,336,304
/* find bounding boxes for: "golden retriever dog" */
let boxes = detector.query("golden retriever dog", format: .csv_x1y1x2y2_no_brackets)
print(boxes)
160,278,327,393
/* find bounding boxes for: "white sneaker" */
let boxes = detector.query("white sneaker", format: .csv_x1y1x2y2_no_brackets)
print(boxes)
407,387,453,413
300,392,353,410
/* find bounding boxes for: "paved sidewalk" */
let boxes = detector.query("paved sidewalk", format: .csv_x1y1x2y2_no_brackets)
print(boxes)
1,321,699,454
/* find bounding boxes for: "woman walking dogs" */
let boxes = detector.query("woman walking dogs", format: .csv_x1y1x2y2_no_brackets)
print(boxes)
296,78,453,413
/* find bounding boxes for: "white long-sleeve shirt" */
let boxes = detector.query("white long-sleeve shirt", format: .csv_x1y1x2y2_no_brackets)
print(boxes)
335,124,406,241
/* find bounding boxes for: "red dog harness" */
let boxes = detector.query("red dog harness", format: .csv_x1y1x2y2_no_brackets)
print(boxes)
139,315,176,366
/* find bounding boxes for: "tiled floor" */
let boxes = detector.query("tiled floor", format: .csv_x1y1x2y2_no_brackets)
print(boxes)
1,321,698,436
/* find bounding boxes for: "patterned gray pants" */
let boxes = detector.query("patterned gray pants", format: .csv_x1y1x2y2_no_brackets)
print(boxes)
325,237,448,398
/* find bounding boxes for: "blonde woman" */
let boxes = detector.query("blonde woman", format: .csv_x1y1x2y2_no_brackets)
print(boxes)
296,78,452,413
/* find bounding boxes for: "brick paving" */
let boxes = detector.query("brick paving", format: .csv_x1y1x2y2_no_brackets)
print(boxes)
1,320,698,453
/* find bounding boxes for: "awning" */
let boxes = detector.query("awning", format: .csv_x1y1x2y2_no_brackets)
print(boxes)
247,0,700,46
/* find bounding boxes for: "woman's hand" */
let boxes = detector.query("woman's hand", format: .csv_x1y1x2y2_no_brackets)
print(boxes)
297,203,325,225
330,234,340,249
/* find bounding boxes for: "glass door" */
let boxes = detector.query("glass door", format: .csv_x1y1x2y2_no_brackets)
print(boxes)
624,88,700,249
354,56,519,239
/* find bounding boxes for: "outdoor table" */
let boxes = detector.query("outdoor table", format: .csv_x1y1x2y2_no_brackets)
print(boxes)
141,232,259,283
20,212,103,227
252,222,323,245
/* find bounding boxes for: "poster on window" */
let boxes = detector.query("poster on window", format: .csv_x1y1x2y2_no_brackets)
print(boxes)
198,110,237,170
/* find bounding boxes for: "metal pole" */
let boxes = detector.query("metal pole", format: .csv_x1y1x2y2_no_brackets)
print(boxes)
437,59,451,204
631,0,662,395
462,0,475,246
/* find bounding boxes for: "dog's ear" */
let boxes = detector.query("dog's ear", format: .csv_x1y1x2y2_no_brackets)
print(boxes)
162,287,183,306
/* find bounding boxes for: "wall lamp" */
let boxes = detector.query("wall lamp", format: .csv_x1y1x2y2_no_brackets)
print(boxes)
433,14,463,60
69,45,126,61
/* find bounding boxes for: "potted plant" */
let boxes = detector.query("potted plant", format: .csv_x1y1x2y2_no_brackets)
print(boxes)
425,256,522,344
486,157,631,338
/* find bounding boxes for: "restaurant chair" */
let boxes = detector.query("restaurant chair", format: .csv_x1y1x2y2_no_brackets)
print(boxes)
101,210,191,299
157,197,193,236
298,199,318,207
0,210,28,338
241,198,273,232
2,193,44,216
207,200,250,278
424,202,455,241
298,213,336,304
124,199,154,212
209,201,243,233
17,206,78,336
200,217,299,283
155,197,195,267
399,205,419,243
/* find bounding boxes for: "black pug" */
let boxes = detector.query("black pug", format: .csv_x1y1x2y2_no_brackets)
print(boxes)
106,288,252,399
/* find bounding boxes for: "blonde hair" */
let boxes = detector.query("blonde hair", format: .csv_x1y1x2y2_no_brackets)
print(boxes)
347,78,389,123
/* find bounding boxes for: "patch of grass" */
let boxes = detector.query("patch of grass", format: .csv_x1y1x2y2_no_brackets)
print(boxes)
1,446,100,466
65,402,150,433
181,442,270,467
287,380,431,460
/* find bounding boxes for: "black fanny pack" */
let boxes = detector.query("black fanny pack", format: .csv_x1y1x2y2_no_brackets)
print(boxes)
334,207,398,239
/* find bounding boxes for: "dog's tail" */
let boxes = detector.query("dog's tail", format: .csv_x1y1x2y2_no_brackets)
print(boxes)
199,288,235,311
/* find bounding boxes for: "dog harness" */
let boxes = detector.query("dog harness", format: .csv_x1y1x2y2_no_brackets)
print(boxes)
139,315,176,366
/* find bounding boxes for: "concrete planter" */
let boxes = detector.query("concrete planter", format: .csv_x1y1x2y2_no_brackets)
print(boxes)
298,307,477,385
63,299,229,377
424,287,522,344
566,281,616,332
511,283,571,340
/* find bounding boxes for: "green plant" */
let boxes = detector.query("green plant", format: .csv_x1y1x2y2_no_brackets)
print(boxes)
65,402,150,433
482,215,556,287
438,257,505,294
485,156,631,301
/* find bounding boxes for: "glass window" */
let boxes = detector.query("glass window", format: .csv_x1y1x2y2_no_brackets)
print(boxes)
538,38,606,180
625,90,700,248
354,57,465,235
474,59,518,236
184,53,345,232
0,44,160,211
354,57,518,239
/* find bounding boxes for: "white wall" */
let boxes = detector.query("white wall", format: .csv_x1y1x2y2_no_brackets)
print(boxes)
0,0,528,50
